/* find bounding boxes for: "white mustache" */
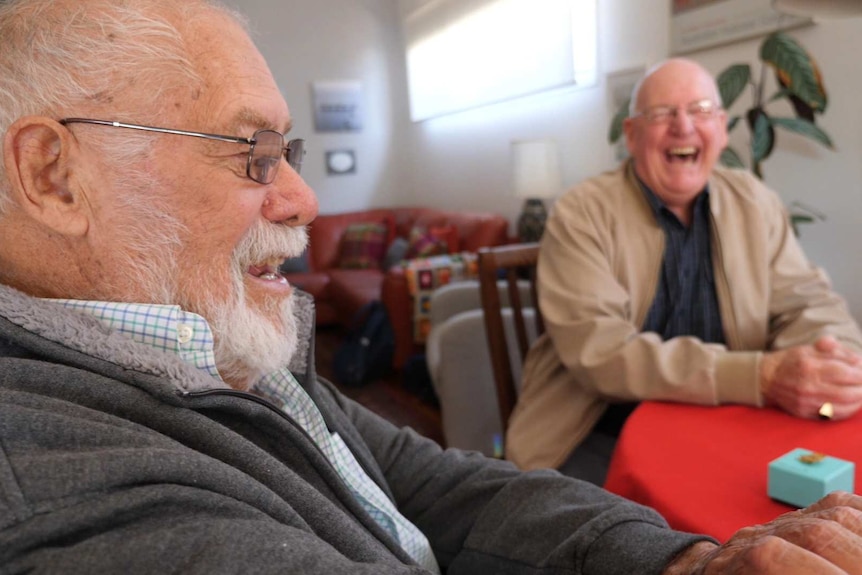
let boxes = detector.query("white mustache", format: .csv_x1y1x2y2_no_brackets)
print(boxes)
232,221,308,269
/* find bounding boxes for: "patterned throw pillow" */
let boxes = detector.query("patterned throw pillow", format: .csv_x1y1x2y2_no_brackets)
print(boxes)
429,224,459,254
338,222,388,269
405,226,449,259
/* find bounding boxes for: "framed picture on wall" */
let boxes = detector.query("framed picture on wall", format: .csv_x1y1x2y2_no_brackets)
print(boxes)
311,80,364,132
605,66,645,164
671,0,812,55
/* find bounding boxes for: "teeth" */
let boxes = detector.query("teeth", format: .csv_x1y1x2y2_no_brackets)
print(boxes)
670,146,696,156
259,272,281,281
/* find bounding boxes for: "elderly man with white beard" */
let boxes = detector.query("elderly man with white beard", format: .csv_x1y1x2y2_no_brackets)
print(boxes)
2,1,862,574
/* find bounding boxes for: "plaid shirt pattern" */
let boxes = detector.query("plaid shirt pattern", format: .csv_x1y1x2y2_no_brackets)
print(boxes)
53,299,440,573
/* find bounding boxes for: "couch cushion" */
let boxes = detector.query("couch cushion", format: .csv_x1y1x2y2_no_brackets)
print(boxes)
308,210,396,271
338,222,388,269
429,224,460,254
328,269,386,320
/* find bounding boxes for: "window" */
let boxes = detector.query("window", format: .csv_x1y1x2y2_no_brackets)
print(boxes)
402,0,596,122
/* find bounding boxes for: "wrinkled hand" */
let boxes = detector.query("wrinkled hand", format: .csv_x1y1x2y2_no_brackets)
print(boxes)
664,492,862,574
760,336,862,420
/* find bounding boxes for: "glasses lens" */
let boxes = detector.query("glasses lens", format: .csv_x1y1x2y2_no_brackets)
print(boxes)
642,106,674,123
687,100,717,121
248,130,284,184
287,139,305,175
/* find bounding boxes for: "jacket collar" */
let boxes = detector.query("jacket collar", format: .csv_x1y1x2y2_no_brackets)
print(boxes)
0,283,317,393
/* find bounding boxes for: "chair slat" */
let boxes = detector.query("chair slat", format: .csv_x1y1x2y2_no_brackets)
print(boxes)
477,243,544,442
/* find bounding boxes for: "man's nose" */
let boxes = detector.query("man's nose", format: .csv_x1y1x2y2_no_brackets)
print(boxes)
669,107,696,133
261,165,319,226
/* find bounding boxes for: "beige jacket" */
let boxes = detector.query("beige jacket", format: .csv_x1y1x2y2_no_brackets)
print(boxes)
506,162,862,470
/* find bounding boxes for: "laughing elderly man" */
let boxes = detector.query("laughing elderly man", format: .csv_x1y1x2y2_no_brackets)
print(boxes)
1,2,862,574
507,58,862,486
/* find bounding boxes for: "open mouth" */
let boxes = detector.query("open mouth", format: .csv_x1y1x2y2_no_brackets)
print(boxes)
666,146,699,163
247,257,287,283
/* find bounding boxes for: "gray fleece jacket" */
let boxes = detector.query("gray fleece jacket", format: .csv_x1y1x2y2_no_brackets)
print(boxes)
0,284,708,574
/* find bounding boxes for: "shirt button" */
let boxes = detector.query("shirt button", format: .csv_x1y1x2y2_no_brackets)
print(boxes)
177,324,194,344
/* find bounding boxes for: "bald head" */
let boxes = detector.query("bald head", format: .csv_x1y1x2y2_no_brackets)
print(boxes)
630,58,722,117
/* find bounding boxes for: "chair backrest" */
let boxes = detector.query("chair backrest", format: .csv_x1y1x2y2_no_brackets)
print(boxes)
477,243,545,433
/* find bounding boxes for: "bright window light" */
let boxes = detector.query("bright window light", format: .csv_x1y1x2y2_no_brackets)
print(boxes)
403,0,596,122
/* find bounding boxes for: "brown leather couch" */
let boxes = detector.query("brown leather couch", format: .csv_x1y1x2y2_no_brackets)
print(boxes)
284,207,510,369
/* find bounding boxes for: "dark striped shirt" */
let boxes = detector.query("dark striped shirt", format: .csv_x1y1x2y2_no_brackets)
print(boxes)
640,183,725,345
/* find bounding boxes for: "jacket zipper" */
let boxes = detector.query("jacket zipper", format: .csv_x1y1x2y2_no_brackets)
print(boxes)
179,387,334,467
708,210,739,349
179,387,411,561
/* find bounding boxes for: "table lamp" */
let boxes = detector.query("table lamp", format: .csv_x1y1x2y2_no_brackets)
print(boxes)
511,139,562,243
771,0,862,17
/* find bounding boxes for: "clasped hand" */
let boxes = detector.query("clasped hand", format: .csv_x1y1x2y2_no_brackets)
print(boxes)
760,336,862,420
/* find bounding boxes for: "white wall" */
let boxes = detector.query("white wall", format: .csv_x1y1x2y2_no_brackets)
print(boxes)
223,0,411,213
227,0,862,321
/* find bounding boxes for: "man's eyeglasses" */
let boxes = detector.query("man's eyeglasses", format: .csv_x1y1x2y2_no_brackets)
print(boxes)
59,118,305,185
631,99,721,125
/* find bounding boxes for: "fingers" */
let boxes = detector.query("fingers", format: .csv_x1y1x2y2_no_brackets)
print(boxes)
815,336,862,366
805,491,862,516
702,532,849,574
699,494,862,574
762,344,862,420
820,399,862,421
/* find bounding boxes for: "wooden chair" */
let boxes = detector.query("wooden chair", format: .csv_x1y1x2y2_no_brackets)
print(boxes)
477,243,545,434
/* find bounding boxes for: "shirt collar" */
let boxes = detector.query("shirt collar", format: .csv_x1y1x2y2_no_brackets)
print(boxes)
50,299,222,379
635,175,710,224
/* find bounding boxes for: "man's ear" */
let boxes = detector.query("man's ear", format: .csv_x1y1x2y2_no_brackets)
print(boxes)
3,116,89,237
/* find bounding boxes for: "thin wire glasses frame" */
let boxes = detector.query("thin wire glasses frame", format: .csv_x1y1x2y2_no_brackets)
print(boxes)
59,118,305,184
631,99,722,125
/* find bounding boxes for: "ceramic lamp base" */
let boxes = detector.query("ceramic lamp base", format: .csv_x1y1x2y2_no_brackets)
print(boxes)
517,198,548,243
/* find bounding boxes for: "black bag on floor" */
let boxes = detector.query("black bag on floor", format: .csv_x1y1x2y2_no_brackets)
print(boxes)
333,301,394,387
403,353,439,407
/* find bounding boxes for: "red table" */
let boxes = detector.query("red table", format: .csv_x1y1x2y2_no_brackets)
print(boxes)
603,402,861,542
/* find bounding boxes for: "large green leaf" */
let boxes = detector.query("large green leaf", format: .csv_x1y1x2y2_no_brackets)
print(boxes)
771,117,834,148
720,146,746,169
608,98,630,144
760,32,827,112
716,64,750,109
727,116,740,133
751,111,774,165
790,213,815,237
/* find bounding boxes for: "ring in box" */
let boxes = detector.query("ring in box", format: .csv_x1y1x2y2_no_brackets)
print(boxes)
767,448,855,508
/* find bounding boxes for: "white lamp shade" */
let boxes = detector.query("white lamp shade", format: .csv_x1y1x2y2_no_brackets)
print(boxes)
511,139,563,200
772,0,862,17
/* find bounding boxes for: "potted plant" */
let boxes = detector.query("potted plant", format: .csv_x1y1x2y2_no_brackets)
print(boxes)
607,31,831,234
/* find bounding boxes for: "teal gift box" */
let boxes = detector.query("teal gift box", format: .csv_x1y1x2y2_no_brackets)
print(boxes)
767,448,855,508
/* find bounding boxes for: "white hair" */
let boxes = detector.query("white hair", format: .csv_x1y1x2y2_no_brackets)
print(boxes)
0,0,247,214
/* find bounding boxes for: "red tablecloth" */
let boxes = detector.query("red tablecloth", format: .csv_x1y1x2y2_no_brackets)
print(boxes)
604,402,861,542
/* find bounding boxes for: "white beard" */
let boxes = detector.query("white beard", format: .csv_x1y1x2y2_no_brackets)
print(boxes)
202,265,299,389
186,220,308,389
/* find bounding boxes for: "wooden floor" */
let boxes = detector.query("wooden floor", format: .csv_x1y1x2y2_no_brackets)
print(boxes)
314,326,445,446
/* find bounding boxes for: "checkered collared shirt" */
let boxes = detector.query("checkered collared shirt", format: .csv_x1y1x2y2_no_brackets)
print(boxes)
53,299,440,573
